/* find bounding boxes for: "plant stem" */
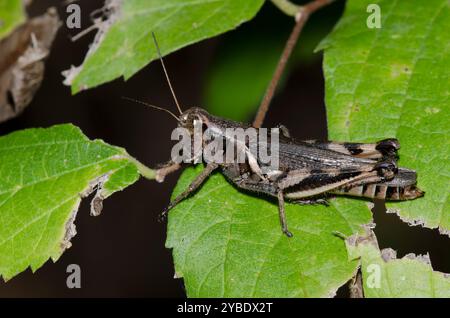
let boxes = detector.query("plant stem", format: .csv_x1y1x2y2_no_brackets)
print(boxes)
128,157,156,180
270,0,301,17
253,0,335,128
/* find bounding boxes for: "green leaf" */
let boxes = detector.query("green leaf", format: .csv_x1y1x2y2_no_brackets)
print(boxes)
319,0,450,234
0,124,153,280
166,166,372,297
65,0,264,93
346,229,450,297
0,0,25,39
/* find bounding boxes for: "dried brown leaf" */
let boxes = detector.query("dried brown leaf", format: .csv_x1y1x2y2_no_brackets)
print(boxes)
0,7,60,122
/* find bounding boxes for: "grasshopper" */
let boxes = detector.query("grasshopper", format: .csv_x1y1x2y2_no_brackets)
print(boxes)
132,34,424,237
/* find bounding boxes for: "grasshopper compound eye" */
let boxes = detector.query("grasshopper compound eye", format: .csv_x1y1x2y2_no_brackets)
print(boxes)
180,114,189,123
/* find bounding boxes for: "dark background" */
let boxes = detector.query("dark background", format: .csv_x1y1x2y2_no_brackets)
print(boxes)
0,0,448,297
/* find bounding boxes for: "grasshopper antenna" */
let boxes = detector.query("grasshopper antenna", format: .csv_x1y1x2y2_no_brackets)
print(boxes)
151,32,183,115
122,96,180,122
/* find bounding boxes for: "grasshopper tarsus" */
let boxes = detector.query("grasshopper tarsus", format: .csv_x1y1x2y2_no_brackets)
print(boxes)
158,210,168,223
293,198,330,206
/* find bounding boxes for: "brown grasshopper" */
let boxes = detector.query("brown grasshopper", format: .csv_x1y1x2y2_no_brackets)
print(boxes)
129,34,424,237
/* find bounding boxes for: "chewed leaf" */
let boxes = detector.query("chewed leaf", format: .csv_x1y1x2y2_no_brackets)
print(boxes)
0,124,153,280
64,0,265,93
346,229,450,297
318,0,450,234
166,166,372,297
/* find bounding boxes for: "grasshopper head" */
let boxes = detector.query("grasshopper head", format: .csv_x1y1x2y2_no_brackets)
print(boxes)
179,107,211,132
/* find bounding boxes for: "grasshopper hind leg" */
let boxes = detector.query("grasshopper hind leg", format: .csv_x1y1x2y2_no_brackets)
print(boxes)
304,139,400,159
275,192,333,237
277,190,293,237
333,168,424,201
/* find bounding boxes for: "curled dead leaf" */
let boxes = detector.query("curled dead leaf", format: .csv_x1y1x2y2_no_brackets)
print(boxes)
0,7,60,122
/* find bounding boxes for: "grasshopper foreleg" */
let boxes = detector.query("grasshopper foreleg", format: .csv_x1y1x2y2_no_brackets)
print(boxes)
161,163,219,218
